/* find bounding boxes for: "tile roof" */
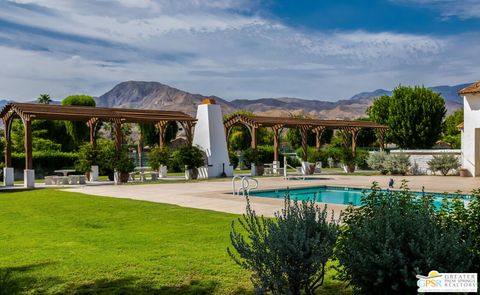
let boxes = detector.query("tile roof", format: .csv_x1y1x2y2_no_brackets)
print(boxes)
459,81,480,95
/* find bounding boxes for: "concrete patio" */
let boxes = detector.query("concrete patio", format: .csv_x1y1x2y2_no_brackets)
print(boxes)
63,174,480,217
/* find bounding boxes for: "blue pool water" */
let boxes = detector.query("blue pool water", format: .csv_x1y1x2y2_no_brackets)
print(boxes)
249,186,470,207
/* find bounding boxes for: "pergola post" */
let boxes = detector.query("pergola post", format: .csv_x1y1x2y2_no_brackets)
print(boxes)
379,128,387,150
313,126,325,151
273,128,279,162
22,115,34,188
181,121,195,146
3,114,14,186
87,117,99,148
156,121,168,148
113,120,123,155
300,126,309,161
350,128,361,157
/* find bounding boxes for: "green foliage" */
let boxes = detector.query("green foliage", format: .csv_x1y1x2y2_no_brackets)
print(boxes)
228,195,338,295
10,120,72,153
62,94,96,107
229,151,239,169
368,85,446,148
37,93,52,104
75,143,98,174
225,111,273,151
439,190,480,271
336,181,473,294
95,139,116,176
442,108,463,137
62,95,96,145
384,153,411,175
114,149,135,173
243,145,278,165
427,154,460,176
148,146,170,170
12,151,78,177
441,109,463,148
172,145,205,169
139,122,178,146
366,151,387,173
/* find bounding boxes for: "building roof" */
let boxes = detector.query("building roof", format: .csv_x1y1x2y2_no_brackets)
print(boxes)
0,102,196,124
459,81,480,95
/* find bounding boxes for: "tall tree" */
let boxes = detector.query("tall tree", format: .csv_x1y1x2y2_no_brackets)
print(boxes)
442,108,463,148
368,85,446,149
62,95,96,146
38,94,52,104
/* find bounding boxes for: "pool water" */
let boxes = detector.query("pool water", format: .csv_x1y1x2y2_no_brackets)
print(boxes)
249,186,470,207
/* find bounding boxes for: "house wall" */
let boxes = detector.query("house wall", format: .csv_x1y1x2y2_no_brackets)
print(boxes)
462,93,480,176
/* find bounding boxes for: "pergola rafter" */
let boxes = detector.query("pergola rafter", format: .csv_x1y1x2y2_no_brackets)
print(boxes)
223,113,388,162
0,103,196,186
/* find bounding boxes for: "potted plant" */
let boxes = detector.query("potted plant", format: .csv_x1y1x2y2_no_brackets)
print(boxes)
113,149,135,183
173,145,205,180
148,146,170,178
75,143,98,180
340,148,357,173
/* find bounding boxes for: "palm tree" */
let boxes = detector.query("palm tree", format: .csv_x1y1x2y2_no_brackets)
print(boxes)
38,94,52,104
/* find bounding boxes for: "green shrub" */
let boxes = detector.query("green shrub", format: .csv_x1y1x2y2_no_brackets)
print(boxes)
148,146,170,171
336,181,472,294
12,151,78,178
366,150,387,173
384,153,411,175
114,149,135,173
427,154,460,176
228,195,338,295
172,145,205,170
95,139,116,176
229,151,239,169
244,145,278,165
439,190,480,272
75,143,98,174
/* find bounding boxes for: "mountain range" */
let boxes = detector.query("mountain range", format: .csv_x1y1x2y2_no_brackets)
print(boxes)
0,81,467,119
95,81,467,119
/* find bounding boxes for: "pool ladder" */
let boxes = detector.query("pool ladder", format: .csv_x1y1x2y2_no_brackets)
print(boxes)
232,176,259,197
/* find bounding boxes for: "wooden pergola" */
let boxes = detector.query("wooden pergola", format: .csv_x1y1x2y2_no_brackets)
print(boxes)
0,103,196,172
224,114,388,161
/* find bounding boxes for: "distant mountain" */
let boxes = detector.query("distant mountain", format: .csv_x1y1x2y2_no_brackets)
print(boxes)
95,81,468,119
0,99,10,108
95,81,236,116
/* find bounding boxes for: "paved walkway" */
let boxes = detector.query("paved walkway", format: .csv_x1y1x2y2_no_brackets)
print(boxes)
63,175,479,217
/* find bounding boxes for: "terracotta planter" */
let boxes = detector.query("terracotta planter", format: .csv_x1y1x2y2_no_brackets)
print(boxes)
119,172,129,183
343,164,356,173
460,168,470,177
185,168,199,180
256,164,264,176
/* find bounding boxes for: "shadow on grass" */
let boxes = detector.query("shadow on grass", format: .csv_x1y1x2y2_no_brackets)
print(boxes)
0,262,61,295
61,277,246,295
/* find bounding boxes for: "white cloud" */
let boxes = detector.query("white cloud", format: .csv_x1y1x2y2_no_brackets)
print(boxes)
390,0,480,19
0,0,478,101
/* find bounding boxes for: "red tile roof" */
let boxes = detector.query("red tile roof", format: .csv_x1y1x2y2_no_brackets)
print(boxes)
459,81,480,95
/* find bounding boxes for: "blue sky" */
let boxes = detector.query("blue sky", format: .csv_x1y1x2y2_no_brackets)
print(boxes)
0,0,479,101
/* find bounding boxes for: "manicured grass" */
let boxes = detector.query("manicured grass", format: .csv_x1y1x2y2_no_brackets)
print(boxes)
0,189,349,294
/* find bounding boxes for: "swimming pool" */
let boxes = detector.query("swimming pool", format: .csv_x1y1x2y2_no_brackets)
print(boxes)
249,186,470,207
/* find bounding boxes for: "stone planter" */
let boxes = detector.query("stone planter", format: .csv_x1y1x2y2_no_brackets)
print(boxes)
185,168,199,180
159,165,168,178
343,164,356,173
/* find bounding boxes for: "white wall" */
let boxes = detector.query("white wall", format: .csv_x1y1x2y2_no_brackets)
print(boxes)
462,93,480,176
391,150,461,175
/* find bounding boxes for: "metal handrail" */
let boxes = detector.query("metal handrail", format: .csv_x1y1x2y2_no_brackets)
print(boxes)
232,175,259,197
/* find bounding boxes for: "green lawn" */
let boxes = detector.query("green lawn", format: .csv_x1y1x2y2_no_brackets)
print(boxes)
0,189,349,294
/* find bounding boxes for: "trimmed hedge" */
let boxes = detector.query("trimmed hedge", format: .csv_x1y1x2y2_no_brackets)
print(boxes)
12,151,79,178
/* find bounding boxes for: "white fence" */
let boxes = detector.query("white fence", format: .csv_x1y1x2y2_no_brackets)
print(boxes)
390,149,461,175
